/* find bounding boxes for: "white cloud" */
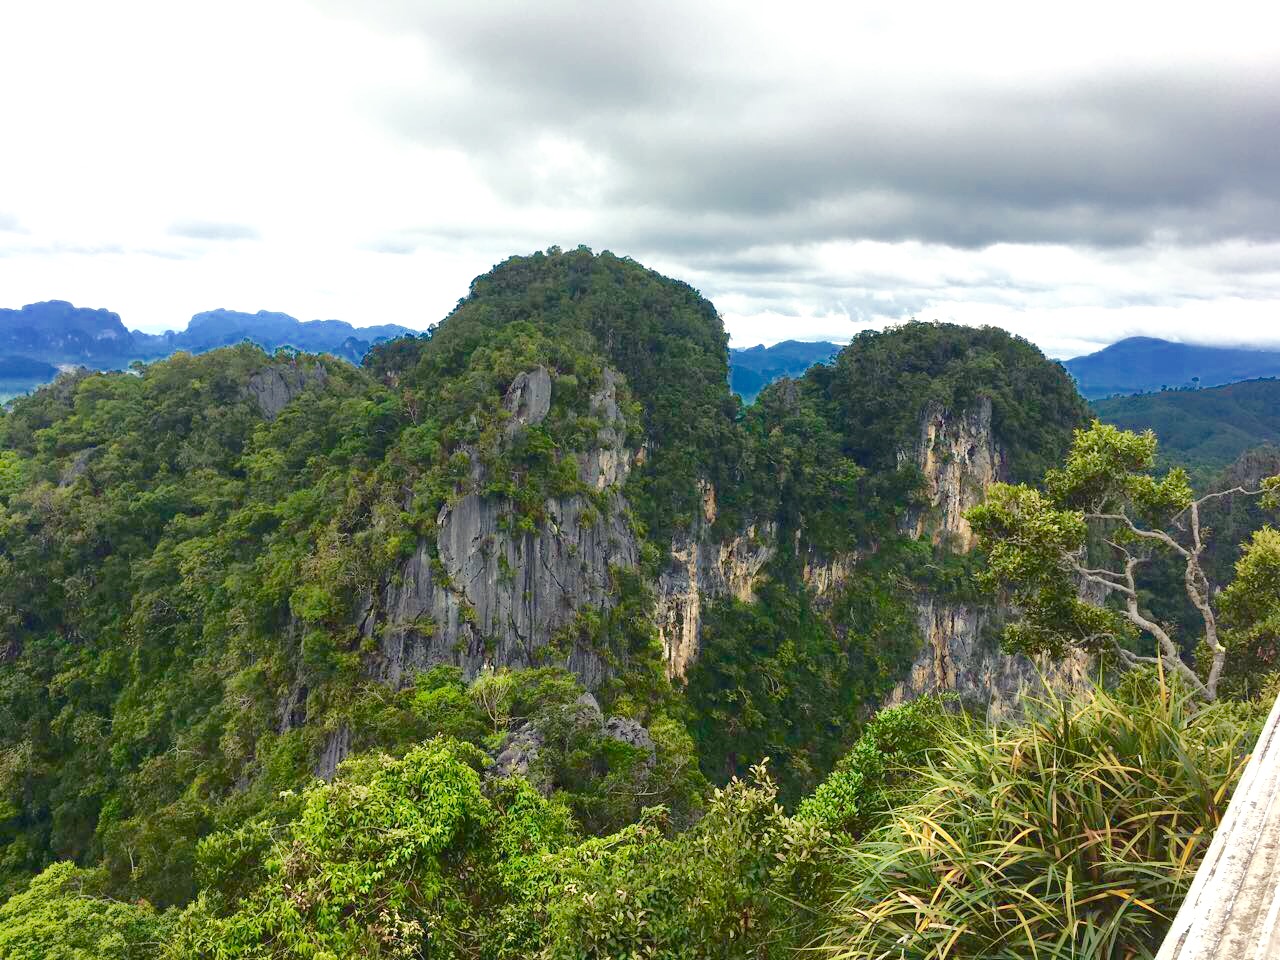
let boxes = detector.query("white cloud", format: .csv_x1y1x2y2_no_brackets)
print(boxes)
0,0,1277,357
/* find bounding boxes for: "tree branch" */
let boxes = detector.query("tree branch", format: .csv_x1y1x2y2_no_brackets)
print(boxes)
1088,512,1190,558
1070,561,1135,598
1120,593,1210,698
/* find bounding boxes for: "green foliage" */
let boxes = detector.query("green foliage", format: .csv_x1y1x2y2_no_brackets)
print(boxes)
819,677,1262,960
967,420,1279,698
175,738,576,959
686,562,923,805
1093,377,1280,476
535,762,832,960
0,450,24,504
810,320,1088,483
0,861,173,959
796,696,950,834
1215,526,1280,699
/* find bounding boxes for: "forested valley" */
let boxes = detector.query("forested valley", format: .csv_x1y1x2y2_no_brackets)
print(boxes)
1,248,1278,959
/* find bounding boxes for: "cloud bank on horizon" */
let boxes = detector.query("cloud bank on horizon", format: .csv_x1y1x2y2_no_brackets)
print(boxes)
1,0,1277,358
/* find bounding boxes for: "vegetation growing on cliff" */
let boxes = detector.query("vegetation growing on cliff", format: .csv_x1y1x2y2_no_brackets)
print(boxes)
1,249,1270,958
969,420,1280,700
0,250,735,902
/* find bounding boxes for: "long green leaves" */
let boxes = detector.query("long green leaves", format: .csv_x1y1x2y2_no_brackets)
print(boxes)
819,677,1260,960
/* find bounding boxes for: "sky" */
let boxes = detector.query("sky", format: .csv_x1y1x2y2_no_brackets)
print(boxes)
1,1,1278,359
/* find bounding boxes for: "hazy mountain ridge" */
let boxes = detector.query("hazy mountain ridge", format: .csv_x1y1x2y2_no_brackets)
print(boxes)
1066,336,1280,399
0,300,415,398
728,339,841,402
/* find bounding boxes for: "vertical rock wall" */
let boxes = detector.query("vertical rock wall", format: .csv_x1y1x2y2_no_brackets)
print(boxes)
885,599,1090,720
901,397,1004,551
367,367,641,692
654,482,777,678
887,395,1089,713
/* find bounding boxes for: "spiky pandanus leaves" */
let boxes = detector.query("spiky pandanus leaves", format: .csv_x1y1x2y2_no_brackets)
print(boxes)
819,676,1261,960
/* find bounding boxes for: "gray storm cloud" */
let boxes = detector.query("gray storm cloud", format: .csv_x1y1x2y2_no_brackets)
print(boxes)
3,0,1277,353
346,1,1280,253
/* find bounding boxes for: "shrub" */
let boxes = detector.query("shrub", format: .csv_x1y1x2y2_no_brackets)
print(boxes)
819,676,1261,960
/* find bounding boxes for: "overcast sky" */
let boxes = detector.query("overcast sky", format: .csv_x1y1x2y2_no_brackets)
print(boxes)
1,1,1277,358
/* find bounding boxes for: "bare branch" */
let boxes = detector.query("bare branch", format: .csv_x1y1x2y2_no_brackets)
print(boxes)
1070,562,1135,598
1193,485,1266,509
1089,512,1189,558
1120,594,1210,699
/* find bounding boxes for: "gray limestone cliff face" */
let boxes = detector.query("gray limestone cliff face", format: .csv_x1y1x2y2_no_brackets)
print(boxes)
315,367,640,776
655,482,777,678
883,397,1088,714
884,599,1090,720
369,367,639,693
900,397,1005,552
245,361,329,419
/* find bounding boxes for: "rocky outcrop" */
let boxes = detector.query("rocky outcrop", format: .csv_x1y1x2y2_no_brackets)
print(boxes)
368,367,639,693
655,483,777,678
245,361,329,419
490,723,546,782
502,367,552,437
486,693,657,793
885,599,1090,720
900,397,1005,551
315,724,351,780
885,397,1090,714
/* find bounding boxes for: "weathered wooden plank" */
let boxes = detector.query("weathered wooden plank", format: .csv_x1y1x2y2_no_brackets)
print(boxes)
1157,691,1280,959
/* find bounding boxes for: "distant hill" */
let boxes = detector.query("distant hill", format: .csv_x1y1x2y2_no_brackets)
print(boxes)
0,301,134,367
1065,337,1280,400
1092,378,1280,472
729,339,841,402
133,308,413,358
0,301,415,399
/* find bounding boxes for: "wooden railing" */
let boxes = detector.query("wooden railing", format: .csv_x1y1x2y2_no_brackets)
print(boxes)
1157,692,1280,958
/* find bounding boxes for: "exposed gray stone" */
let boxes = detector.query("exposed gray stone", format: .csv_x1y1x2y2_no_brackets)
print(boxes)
603,716,656,767
503,366,552,436
315,724,351,781
575,691,603,723
899,397,1006,551
58,446,99,488
245,361,329,419
368,365,639,693
490,722,546,783
883,598,1089,721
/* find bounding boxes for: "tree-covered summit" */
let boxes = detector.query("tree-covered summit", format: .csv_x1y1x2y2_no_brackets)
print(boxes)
799,320,1090,481
367,246,741,540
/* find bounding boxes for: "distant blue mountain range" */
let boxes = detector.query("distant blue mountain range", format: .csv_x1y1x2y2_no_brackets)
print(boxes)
0,301,415,398
1064,337,1280,400
729,339,842,402
728,336,1280,406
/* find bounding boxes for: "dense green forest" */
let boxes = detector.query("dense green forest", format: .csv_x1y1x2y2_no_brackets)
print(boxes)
0,248,1276,958
1092,378,1280,476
